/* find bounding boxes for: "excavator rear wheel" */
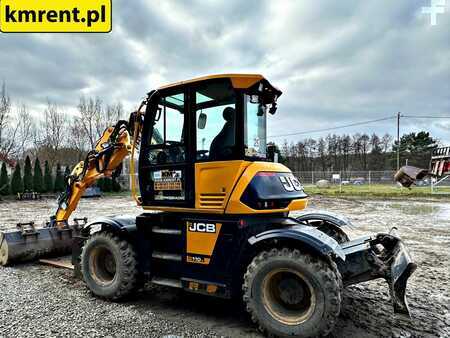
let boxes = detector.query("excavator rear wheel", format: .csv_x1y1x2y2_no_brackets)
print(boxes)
80,231,139,300
243,248,341,338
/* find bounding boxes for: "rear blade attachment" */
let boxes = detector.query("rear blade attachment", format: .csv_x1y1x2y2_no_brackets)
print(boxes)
339,230,417,316
388,239,417,315
0,218,87,266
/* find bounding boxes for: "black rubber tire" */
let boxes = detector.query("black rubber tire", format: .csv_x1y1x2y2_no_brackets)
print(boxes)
243,248,341,338
81,231,139,300
316,224,349,244
298,219,349,244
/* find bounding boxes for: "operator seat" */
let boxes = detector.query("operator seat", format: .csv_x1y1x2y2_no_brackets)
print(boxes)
209,107,236,160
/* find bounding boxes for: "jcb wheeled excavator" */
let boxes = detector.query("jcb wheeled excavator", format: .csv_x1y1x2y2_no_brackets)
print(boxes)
0,74,416,338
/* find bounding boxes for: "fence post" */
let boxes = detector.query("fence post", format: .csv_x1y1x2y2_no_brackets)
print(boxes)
311,171,314,185
369,171,371,186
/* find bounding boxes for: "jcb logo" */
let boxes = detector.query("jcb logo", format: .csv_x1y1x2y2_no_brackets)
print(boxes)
188,222,216,233
279,175,303,192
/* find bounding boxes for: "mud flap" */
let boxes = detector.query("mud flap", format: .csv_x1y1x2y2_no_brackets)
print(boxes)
339,232,417,316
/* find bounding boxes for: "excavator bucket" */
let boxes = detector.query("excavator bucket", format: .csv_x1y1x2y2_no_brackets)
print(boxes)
394,165,428,188
0,219,84,266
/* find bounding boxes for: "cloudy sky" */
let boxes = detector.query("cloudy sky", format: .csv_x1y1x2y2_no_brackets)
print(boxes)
1,0,449,144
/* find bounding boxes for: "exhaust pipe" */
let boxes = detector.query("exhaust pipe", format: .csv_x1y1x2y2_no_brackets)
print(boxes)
0,218,85,266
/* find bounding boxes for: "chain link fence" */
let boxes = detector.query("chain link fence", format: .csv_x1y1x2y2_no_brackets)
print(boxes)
294,170,450,188
293,170,397,186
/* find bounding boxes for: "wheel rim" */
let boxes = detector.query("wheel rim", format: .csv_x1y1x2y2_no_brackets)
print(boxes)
89,245,117,286
262,268,316,325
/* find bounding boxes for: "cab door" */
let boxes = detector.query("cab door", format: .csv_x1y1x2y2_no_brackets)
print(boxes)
139,89,195,207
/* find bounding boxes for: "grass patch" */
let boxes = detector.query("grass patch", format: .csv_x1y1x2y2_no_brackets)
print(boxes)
304,184,450,199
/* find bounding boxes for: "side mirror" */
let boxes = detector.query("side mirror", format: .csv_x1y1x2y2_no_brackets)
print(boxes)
198,112,207,129
257,104,266,116
269,102,277,115
250,95,260,104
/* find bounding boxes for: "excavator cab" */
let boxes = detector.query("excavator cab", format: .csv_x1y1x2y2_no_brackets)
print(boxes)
137,75,306,214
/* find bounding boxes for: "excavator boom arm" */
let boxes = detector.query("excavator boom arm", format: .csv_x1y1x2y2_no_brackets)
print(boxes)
53,120,132,225
0,103,146,265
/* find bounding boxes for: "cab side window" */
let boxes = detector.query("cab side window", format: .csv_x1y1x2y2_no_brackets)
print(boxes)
149,93,186,165
195,81,236,161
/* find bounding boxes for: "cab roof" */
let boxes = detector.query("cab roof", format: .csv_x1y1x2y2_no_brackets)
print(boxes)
158,73,265,90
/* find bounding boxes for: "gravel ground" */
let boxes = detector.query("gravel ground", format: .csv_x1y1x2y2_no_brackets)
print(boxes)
0,195,449,337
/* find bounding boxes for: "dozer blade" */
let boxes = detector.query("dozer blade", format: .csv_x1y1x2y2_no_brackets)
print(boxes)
394,165,428,188
0,219,85,266
388,240,417,315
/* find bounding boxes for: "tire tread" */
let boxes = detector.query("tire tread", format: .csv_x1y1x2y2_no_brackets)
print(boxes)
242,248,342,337
80,231,139,301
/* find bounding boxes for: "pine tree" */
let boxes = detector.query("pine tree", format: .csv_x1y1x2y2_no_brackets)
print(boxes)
97,178,104,191
103,177,112,192
44,161,53,193
112,177,121,192
0,162,9,195
54,163,65,192
33,158,44,193
64,166,71,178
23,155,33,191
11,164,23,195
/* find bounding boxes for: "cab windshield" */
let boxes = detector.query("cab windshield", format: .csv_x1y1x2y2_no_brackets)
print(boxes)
244,94,267,159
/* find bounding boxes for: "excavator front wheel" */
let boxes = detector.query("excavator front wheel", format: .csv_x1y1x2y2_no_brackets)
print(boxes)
81,231,139,300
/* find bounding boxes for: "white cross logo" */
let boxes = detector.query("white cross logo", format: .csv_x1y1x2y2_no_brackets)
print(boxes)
422,0,446,25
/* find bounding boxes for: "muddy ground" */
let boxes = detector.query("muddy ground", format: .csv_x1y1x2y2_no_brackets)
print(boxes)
0,196,449,337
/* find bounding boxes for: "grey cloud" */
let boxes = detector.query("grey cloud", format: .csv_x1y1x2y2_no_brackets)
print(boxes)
0,0,448,143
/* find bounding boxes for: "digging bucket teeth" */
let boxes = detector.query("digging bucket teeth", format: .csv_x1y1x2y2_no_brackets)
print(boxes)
0,218,86,266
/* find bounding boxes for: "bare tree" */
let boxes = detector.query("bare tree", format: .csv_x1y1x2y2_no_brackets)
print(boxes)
40,100,68,165
381,133,393,153
281,140,290,157
277,131,397,172
304,138,317,171
0,82,18,157
69,116,89,159
101,102,124,132
341,135,351,171
77,96,102,149
15,104,36,156
317,137,327,172
360,134,370,170
0,82,11,146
